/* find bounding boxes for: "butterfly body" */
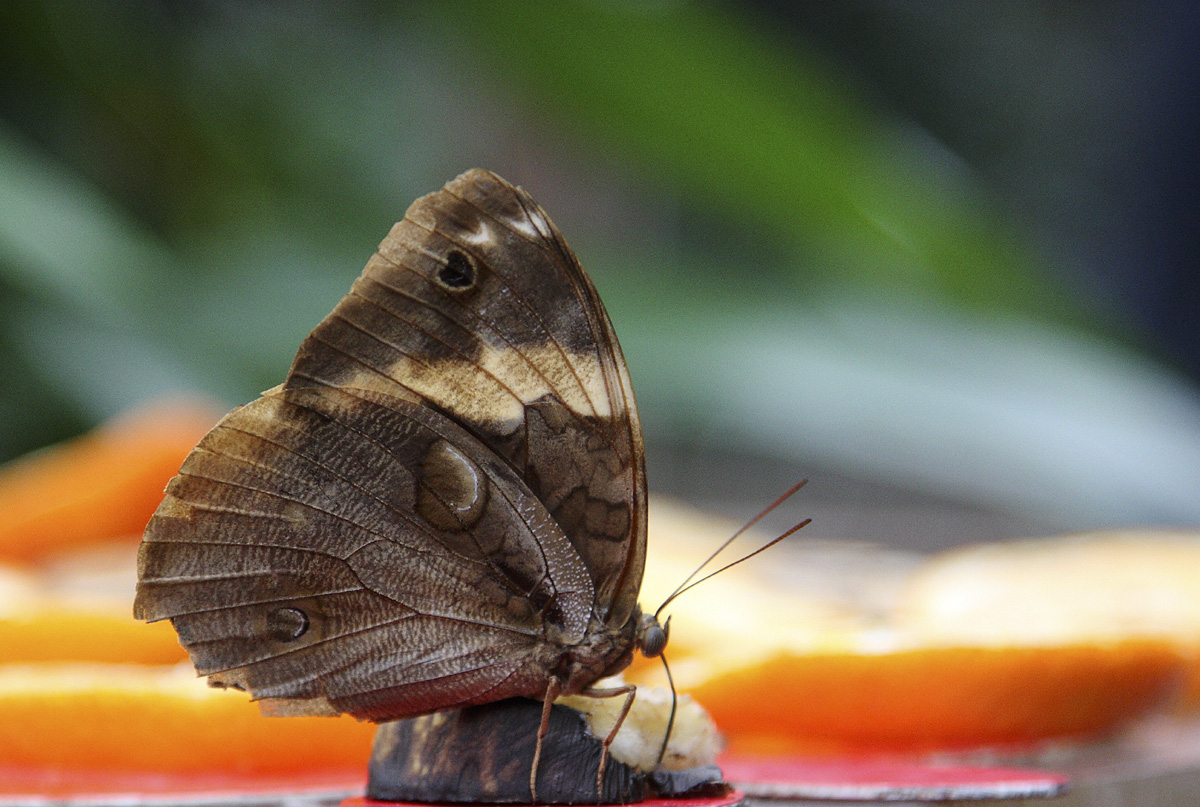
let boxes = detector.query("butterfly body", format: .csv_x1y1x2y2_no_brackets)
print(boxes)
134,170,658,733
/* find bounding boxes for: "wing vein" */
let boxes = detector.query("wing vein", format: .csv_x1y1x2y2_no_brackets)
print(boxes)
184,430,491,567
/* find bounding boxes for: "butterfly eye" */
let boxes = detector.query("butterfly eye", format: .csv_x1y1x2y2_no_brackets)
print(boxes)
266,606,309,642
437,250,476,290
640,622,668,658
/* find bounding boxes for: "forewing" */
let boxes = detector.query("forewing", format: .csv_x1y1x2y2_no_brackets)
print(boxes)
286,169,646,627
134,384,592,720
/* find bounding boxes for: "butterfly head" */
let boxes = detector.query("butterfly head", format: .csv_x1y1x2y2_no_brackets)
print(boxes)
637,611,669,659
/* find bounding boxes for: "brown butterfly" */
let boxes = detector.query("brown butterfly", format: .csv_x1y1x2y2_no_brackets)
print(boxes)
133,169,667,799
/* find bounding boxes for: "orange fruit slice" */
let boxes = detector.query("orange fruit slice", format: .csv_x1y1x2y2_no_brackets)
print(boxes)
896,529,1200,713
0,546,186,665
0,399,219,564
633,500,1199,754
0,663,375,774
0,607,186,665
686,640,1186,755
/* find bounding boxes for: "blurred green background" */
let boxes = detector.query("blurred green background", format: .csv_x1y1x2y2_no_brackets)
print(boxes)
2,1,1198,547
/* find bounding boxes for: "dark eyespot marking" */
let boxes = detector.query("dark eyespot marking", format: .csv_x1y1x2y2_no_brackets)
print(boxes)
437,250,476,290
416,439,488,531
266,606,309,642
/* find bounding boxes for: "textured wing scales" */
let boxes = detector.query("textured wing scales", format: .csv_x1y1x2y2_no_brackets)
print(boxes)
287,169,646,627
134,170,647,722
135,384,591,719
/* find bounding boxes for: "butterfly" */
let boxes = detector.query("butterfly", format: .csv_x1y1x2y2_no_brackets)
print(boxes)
133,169,668,799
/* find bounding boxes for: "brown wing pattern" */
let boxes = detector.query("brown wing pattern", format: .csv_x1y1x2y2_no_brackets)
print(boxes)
134,170,647,721
285,170,646,627
135,383,594,719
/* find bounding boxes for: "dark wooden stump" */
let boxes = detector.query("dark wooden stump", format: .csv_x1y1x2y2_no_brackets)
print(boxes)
367,698,728,805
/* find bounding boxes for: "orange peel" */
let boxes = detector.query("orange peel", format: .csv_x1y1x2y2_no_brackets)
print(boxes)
0,663,375,774
0,399,219,564
686,640,1187,755
0,607,186,665
634,501,1200,754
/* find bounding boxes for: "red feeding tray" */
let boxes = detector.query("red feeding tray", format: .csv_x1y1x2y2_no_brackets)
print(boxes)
0,756,1068,805
342,795,745,807
720,755,1068,801
0,767,364,803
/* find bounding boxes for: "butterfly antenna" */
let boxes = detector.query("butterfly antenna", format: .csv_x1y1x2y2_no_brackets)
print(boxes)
655,480,808,619
657,518,811,615
655,653,678,769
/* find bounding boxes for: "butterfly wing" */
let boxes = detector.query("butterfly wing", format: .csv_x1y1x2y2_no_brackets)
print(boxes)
134,170,647,720
286,169,646,628
136,383,595,719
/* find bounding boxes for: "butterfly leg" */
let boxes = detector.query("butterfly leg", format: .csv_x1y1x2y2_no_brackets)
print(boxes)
579,683,637,797
532,676,564,804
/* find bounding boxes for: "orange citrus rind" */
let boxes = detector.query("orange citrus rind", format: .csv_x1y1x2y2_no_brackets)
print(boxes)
1,549,186,666
631,500,1200,754
0,399,220,564
681,640,1188,755
0,606,186,666
0,663,375,774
